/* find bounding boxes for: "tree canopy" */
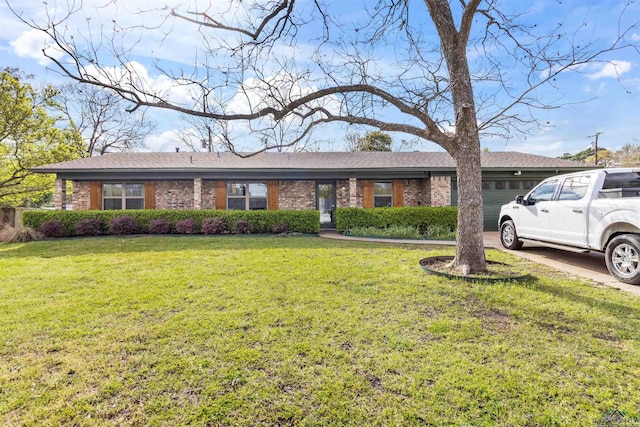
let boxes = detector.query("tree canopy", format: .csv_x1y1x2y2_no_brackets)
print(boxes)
560,144,640,167
351,131,393,152
0,69,84,207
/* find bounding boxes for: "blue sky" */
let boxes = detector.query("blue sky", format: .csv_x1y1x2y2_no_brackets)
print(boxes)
0,0,638,157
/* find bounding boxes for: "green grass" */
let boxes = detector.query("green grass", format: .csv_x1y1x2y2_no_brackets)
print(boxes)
1,236,639,425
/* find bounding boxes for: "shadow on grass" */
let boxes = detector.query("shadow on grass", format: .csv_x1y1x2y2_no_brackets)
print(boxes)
0,234,435,259
513,277,640,319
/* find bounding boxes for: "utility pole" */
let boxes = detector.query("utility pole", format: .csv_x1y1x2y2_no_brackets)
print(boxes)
589,132,604,165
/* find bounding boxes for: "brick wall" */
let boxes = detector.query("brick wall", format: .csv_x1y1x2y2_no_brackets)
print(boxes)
403,179,431,206
201,180,217,209
69,177,452,211
430,176,451,207
336,180,350,208
155,180,194,210
73,181,91,210
54,178,67,210
193,178,202,210
345,179,364,208
278,180,315,210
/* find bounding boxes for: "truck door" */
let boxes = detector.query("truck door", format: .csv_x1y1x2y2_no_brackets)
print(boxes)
518,179,559,240
547,175,590,246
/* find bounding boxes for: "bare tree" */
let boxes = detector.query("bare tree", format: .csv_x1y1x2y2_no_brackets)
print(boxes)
175,114,226,152
177,112,315,153
9,0,639,274
59,84,155,156
344,132,361,152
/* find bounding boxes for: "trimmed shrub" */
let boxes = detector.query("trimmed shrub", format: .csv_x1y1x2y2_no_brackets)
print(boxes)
75,218,103,237
38,220,65,238
0,226,42,243
272,222,289,234
335,206,457,234
175,218,196,234
148,218,172,234
202,217,227,235
233,219,251,234
22,209,320,236
108,215,138,235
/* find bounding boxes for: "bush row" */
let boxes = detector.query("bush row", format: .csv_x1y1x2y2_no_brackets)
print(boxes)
22,209,320,237
335,206,457,234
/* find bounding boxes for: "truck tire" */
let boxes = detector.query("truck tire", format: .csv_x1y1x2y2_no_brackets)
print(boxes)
500,220,523,250
605,234,640,285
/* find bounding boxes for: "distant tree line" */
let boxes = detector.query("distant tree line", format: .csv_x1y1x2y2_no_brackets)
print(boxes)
559,143,640,167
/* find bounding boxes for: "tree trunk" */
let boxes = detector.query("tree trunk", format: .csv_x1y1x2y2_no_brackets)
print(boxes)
425,0,486,274
452,138,486,274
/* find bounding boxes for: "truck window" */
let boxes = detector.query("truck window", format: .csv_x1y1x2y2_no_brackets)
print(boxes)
558,175,590,200
602,172,640,189
528,179,558,203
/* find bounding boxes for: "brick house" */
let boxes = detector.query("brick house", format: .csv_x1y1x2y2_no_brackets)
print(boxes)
33,151,589,230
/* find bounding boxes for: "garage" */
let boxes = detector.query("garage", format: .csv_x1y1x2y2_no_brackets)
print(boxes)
451,178,540,231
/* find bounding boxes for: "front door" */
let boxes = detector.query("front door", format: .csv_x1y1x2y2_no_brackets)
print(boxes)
317,182,336,229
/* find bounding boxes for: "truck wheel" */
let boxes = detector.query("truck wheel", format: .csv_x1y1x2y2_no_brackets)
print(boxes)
500,220,523,250
605,234,640,285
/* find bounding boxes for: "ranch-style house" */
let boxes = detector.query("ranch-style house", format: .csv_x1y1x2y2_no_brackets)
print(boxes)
33,151,589,230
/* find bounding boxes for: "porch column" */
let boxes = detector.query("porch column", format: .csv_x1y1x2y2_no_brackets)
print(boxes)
194,178,202,210
54,178,67,210
349,178,358,208
430,176,451,207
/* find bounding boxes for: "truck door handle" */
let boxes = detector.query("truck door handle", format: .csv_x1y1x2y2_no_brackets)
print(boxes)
541,209,549,213
573,209,583,214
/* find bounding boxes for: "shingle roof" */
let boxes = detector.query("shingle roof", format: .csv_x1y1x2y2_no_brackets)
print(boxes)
32,151,588,172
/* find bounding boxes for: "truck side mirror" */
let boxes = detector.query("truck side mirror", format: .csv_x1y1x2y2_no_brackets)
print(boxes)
515,195,524,205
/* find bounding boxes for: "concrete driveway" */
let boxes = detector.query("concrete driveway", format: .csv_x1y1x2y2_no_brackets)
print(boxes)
484,232,640,297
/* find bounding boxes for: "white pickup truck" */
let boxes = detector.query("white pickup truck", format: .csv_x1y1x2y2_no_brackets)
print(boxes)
498,168,640,284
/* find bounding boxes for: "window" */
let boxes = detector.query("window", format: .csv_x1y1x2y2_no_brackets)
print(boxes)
227,182,267,210
509,181,521,190
483,180,507,190
558,175,590,200
103,183,144,210
374,182,393,207
528,179,558,203
602,172,640,189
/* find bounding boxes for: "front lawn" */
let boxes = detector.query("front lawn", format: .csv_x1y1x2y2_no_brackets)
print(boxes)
1,236,639,425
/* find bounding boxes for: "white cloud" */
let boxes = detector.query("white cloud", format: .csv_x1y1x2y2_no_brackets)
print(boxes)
227,71,341,120
143,129,185,152
81,61,203,106
587,61,632,80
9,29,63,65
3,0,242,68
502,140,565,156
631,33,640,42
